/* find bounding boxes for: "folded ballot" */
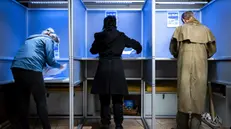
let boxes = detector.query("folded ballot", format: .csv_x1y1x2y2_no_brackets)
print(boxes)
43,63,67,76
122,49,135,55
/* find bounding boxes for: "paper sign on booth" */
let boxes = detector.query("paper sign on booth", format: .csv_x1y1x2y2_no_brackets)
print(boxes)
167,12,180,27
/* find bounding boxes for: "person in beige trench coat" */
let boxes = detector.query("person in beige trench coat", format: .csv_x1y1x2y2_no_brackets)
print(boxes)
169,11,217,129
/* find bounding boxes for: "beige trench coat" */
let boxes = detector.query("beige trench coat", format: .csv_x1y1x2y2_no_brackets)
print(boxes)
169,21,216,114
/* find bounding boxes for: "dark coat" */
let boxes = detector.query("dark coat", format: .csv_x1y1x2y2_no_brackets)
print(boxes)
90,27,142,95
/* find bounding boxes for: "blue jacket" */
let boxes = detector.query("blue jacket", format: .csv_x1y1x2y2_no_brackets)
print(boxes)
11,34,61,72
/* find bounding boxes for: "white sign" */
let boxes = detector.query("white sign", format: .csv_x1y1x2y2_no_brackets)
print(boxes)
105,11,117,18
167,12,180,27
54,43,60,59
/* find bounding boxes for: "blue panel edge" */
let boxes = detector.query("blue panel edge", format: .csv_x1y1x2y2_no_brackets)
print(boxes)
0,80,14,85
10,0,27,9
142,0,148,10
200,0,216,11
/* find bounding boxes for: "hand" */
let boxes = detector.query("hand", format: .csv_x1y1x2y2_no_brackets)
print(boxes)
60,65,64,69
136,50,141,54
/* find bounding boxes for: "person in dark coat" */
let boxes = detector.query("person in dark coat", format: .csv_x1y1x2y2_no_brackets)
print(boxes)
90,16,142,129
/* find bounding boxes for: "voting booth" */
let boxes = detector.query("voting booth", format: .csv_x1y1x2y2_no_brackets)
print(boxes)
154,0,231,128
1,0,231,128
0,0,82,128
70,0,155,128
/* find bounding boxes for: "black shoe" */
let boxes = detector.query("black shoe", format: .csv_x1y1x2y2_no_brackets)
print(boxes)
115,125,123,129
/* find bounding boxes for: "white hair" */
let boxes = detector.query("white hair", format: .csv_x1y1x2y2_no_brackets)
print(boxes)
50,33,60,43
42,27,55,35
41,28,60,43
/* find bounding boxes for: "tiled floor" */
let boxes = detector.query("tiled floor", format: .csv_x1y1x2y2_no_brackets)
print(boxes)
30,118,212,129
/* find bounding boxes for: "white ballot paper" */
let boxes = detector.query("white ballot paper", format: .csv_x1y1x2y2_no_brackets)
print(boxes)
122,49,135,55
43,63,67,76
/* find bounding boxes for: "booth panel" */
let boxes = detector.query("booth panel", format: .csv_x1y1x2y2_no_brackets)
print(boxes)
87,11,142,58
73,0,86,58
155,11,201,58
0,0,26,84
202,0,231,58
143,1,152,58
142,0,154,128
210,62,231,84
87,61,141,78
73,60,84,83
156,61,177,79
143,60,152,83
28,10,69,58
30,89,83,115
202,0,231,84
143,0,153,84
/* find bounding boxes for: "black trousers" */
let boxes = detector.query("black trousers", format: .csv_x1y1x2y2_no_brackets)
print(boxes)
99,94,124,126
8,68,51,129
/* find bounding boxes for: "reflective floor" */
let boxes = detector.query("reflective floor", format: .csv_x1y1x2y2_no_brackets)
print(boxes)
28,119,212,129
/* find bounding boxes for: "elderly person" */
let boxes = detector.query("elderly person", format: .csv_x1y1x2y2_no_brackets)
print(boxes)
90,16,142,129
10,28,63,129
169,11,216,129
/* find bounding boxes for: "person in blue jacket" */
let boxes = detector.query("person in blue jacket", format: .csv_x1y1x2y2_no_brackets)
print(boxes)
10,28,63,129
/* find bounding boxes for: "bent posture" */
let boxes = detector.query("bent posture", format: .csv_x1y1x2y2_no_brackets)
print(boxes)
10,28,63,129
90,16,142,129
169,11,216,129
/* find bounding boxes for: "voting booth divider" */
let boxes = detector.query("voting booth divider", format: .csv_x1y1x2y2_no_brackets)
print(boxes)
1,0,231,128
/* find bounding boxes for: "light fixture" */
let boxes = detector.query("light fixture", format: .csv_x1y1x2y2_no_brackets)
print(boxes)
95,0,145,4
30,1,68,4
156,2,208,5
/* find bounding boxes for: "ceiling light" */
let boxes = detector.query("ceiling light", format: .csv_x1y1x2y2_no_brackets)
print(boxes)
156,2,208,5
30,1,68,4
95,1,144,4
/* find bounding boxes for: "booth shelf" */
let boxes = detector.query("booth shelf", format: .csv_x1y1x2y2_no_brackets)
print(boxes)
87,77,142,81
75,57,151,61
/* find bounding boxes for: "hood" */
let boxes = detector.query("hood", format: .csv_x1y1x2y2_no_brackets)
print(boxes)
26,34,51,40
94,27,120,45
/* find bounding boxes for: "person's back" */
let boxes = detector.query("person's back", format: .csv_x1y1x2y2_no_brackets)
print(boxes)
169,11,216,129
12,34,60,72
9,28,62,129
90,16,142,129
90,27,141,58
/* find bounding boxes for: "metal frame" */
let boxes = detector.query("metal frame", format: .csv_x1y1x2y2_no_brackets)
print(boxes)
68,0,74,128
152,0,156,128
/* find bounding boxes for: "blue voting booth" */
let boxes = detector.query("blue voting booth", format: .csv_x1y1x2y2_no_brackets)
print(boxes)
1,0,231,128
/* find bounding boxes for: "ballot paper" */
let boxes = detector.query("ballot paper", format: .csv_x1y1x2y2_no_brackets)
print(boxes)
122,49,135,55
43,63,67,76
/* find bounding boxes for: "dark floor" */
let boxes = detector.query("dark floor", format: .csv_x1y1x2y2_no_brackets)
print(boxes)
5,119,213,129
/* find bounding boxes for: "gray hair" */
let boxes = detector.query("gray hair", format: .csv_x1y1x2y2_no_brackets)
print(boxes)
41,28,60,43
42,27,55,35
50,33,60,43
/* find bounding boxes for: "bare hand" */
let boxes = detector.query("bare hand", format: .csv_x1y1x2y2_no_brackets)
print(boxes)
60,65,64,69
